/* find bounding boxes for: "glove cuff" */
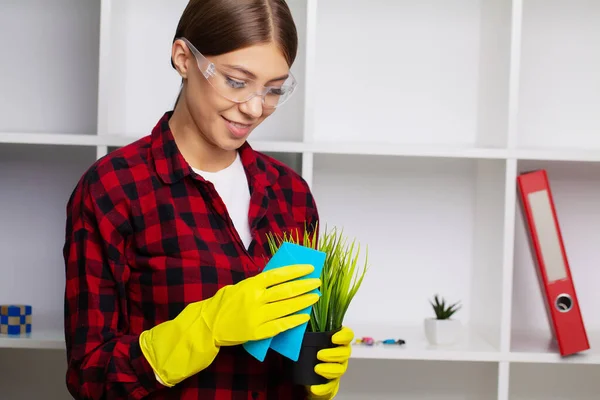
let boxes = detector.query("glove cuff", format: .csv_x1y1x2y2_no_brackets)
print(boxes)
138,301,221,387
139,329,175,388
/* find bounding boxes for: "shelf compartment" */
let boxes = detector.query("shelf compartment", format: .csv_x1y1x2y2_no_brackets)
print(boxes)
351,324,500,362
0,0,100,135
509,362,600,399
338,358,499,399
511,160,600,336
311,154,507,351
517,0,600,150
511,160,600,365
312,0,512,148
99,0,307,141
0,144,97,340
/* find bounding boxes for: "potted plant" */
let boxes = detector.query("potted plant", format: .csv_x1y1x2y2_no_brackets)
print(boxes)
266,224,369,385
424,294,462,346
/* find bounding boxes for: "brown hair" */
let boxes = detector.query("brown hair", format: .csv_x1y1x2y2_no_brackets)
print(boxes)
173,0,298,67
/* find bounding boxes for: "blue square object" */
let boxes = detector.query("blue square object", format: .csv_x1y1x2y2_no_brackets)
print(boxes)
243,242,326,362
0,304,32,336
7,325,21,335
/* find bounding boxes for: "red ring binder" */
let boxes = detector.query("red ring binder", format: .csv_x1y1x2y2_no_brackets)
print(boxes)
517,169,590,356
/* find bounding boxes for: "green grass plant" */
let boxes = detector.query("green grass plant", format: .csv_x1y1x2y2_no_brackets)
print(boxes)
266,224,369,333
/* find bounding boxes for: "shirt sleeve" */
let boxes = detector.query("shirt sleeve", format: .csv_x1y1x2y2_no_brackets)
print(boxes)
63,169,163,400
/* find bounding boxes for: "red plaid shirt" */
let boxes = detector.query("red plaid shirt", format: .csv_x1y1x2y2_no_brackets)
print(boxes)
63,112,319,400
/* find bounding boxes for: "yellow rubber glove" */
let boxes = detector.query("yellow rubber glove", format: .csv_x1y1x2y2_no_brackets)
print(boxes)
307,326,354,399
139,264,321,387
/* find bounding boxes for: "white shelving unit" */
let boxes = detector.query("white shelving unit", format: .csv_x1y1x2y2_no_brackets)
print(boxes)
1,0,600,399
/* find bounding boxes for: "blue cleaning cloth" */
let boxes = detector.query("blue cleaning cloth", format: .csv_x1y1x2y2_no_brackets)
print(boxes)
243,241,326,362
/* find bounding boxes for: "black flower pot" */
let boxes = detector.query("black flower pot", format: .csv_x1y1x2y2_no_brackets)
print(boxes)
290,329,340,386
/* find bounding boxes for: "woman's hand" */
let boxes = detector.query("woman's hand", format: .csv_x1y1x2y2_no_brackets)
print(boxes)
140,264,321,387
306,326,354,399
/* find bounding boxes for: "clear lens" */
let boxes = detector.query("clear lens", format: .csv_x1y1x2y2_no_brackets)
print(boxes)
180,37,296,108
205,66,295,108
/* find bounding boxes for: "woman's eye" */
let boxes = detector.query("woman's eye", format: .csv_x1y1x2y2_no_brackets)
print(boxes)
269,87,286,96
225,77,246,89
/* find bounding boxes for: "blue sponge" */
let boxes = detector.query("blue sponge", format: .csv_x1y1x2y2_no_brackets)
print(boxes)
243,242,326,362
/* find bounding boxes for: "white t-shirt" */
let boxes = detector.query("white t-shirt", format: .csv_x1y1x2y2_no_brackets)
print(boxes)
191,152,252,249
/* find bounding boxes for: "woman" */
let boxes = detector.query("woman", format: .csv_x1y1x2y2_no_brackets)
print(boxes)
62,0,353,399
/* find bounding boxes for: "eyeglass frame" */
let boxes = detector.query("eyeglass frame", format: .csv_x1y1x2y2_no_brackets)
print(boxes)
175,37,298,109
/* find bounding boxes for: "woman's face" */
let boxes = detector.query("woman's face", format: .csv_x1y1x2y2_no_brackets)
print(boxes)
172,41,291,151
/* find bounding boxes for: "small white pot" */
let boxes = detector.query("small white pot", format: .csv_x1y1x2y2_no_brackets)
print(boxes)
424,318,461,346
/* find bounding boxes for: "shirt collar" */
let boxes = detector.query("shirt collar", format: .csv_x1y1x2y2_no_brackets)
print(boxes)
151,111,279,188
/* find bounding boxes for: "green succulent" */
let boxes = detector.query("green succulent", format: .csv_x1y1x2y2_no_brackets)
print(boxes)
266,223,369,333
430,294,461,320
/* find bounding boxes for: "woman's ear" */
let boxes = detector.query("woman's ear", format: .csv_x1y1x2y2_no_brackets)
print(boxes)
171,40,190,79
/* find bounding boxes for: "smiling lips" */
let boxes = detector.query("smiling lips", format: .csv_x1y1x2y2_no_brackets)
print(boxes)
222,116,253,138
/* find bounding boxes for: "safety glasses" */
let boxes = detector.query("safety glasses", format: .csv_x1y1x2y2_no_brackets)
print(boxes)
177,37,297,109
